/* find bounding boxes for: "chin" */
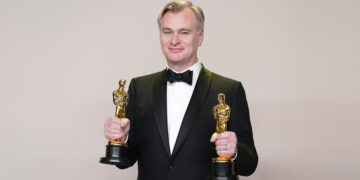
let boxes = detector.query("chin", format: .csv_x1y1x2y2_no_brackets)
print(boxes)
167,59,184,65
166,55,185,64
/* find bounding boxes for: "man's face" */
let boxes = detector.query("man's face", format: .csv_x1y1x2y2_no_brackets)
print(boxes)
160,8,204,67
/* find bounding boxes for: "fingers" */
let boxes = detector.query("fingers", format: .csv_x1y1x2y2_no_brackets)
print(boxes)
216,132,231,140
209,132,218,142
215,142,236,156
110,116,121,124
211,131,237,157
104,116,130,140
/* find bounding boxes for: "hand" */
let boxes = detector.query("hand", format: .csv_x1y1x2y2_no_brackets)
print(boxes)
210,131,237,157
104,116,130,140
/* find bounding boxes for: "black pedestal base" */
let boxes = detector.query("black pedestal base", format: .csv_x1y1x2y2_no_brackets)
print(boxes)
209,159,238,180
99,144,131,167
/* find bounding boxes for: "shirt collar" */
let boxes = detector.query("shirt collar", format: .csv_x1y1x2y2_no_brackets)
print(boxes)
167,60,201,74
166,60,202,86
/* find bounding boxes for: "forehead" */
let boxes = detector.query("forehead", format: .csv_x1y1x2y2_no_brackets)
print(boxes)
161,7,197,29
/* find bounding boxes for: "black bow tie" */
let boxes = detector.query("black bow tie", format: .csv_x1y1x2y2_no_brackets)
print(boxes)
166,69,193,85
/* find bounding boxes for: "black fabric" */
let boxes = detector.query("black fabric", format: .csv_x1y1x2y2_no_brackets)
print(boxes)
116,65,258,180
166,69,193,85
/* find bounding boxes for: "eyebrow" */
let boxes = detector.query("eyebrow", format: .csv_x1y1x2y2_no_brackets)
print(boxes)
179,28,191,32
161,27,172,32
161,27,192,32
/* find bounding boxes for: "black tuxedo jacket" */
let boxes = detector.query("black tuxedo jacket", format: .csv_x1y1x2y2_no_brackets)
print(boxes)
118,66,258,180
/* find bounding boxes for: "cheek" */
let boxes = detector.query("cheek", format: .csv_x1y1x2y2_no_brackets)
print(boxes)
160,38,165,45
160,42,168,51
187,38,198,47
160,36,168,45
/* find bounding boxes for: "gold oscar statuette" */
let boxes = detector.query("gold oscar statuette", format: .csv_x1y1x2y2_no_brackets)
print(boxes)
110,80,129,146
213,93,231,161
100,79,132,166
209,93,237,180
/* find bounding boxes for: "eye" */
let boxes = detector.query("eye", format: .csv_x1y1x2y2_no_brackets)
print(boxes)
163,30,172,35
180,31,189,35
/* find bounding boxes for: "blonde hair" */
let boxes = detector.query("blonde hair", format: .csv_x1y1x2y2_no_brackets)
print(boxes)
157,0,205,31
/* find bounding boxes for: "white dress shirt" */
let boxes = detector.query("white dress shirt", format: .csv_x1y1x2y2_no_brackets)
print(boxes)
167,61,201,154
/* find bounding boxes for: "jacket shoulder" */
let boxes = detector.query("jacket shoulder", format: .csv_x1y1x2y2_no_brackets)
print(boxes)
210,71,242,88
131,70,165,87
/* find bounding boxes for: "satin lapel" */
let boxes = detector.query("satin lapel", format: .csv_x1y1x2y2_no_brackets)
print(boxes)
171,66,212,158
153,69,171,158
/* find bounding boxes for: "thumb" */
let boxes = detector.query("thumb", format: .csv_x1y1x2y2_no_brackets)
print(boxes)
120,118,130,128
210,132,218,143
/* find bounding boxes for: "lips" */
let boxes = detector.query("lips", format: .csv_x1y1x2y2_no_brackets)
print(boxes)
169,47,183,53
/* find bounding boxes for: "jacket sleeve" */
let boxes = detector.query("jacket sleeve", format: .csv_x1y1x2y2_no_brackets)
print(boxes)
230,82,258,176
116,79,138,169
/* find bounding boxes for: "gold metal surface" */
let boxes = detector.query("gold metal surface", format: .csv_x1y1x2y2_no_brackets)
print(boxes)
213,93,231,162
110,80,129,146
212,157,233,163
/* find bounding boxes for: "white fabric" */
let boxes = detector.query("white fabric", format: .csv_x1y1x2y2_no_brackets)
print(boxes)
167,61,201,154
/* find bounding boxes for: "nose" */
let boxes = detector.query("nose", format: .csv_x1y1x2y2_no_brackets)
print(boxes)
170,33,180,46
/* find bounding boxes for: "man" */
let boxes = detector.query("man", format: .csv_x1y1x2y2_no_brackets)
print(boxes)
104,1,258,179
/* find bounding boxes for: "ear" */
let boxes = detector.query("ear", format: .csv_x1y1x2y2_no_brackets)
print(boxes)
198,29,204,47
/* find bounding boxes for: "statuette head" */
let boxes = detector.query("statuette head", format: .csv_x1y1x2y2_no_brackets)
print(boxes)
217,93,225,104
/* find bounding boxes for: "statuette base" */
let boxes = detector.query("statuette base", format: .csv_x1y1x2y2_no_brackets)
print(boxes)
99,144,131,167
209,158,238,180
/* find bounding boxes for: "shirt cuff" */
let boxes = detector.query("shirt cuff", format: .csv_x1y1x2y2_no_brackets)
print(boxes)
232,146,238,160
124,135,129,143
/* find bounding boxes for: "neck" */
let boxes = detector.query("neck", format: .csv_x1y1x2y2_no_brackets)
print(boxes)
167,57,199,72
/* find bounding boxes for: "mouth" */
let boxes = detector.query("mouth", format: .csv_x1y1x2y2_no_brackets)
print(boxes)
168,47,183,53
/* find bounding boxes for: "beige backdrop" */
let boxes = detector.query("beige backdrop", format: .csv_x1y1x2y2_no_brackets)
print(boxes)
0,0,359,179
